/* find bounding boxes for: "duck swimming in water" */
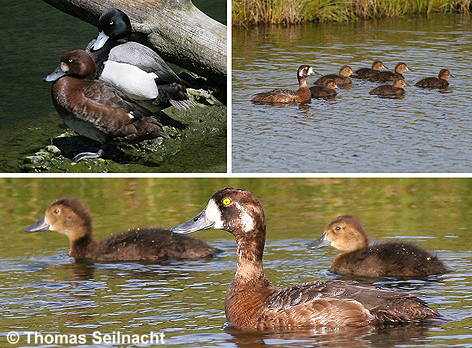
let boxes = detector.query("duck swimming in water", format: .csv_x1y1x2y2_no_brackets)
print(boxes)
368,62,410,82
415,69,452,89
25,197,220,262
310,80,338,98
171,188,440,330
369,78,406,97
352,61,386,79
308,215,449,277
314,66,353,88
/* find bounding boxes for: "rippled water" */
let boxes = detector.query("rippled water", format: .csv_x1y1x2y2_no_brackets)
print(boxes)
232,15,472,173
0,178,471,346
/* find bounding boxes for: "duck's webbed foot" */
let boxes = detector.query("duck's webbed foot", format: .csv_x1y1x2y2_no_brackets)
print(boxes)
72,149,104,162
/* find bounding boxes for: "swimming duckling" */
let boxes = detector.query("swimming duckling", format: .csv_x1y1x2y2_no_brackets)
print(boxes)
25,197,220,262
415,69,452,89
314,66,353,88
44,50,168,162
352,61,386,79
369,78,406,96
308,215,449,277
171,188,439,330
369,62,410,82
251,65,314,104
310,80,338,98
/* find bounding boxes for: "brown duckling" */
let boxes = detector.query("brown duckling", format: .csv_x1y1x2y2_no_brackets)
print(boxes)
25,197,220,262
310,80,338,98
415,69,452,89
308,215,449,278
369,78,406,96
369,62,410,82
171,188,439,331
314,65,353,87
352,61,386,79
251,65,314,104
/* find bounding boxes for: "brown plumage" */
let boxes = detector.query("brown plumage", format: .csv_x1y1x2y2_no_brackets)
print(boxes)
251,65,314,104
368,62,410,82
171,188,440,330
415,69,452,89
25,197,220,262
309,215,449,277
314,65,353,87
369,78,406,96
352,61,385,79
310,80,338,98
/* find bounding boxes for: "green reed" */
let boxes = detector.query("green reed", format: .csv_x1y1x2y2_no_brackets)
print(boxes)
232,0,471,25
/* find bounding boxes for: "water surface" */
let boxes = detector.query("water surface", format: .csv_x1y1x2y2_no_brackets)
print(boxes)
232,15,472,173
0,178,471,346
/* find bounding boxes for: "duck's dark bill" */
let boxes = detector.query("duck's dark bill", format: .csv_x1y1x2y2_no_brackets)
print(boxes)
91,31,110,51
171,211,214,234
43,65,66,82
307,233,330,249
24,217,50,232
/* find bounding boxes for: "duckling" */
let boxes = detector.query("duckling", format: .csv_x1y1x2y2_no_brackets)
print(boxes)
44,50,168,162
415,69,452,89
251,65,314,104
314,65,353,87
310,80,338,98
369,78,406,97
171,188,439,331
308,215,449,277
352,61,386,79
25,197,220,262
369,62,410,82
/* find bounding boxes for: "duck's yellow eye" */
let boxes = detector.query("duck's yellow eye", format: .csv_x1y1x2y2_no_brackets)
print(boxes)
68,59,73,63
222,198,232,206
109,20,114,25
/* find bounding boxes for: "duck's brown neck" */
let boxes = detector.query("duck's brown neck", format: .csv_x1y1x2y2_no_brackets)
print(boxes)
234,228,267,282
297,76,308,89
68,225,95,259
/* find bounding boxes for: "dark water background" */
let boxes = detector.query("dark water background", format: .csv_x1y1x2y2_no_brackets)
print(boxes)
0,0,226,173
0,178,471,346
232,15,472,173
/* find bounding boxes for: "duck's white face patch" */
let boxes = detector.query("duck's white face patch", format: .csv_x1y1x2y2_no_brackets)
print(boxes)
234,202,255,233
60,62,69,72
307,67,314,75
205,199,224,229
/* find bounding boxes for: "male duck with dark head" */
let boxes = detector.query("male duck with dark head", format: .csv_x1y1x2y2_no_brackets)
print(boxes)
251,65,314,104
352,61,386,79
171,188,440,331
25,197,220,262
308,215,449,278
85,8,194,111
415,69,452,89
369,78,406,97
44,50,168,162
314,65,353,88
368,62,410,82
310,80,338,98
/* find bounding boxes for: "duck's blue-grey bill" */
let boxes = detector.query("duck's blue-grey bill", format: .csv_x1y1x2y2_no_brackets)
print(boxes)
171,211,214,234
307,233,330,249
25,217,50,232
43,65,66,82
91,31,109,51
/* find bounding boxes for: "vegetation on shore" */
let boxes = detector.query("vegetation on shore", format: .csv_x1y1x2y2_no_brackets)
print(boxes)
233,0,471,25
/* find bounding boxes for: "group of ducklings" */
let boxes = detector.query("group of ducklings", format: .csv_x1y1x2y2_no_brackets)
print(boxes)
252,60,453,104
25,188,447,330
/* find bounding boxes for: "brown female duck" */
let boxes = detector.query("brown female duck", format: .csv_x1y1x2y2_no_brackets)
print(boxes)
171,188,439,331
352,61,386,79
415,69,452,89
308,215,449,277
44,50,168,162
369,62,410,82
25,197,220,262
369,78,406,96
314,66,353,87
251,65,313,104
310,80,338,98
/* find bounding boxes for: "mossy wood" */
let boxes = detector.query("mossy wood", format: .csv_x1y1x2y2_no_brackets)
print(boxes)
43,0,226,84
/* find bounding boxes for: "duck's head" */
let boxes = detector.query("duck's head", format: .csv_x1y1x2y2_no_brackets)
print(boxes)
171,188,265,239
25,197,92,242
297,65,314,80
395,62,410,74
44,50,96,82
91,8,131,51
339,65,353,77
439,69,452,80
308,215,369,252
372,61,386,71
392,78,407,88
325,80,338,90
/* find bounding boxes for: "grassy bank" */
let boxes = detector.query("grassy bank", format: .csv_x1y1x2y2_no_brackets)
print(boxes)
233,0,471,25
